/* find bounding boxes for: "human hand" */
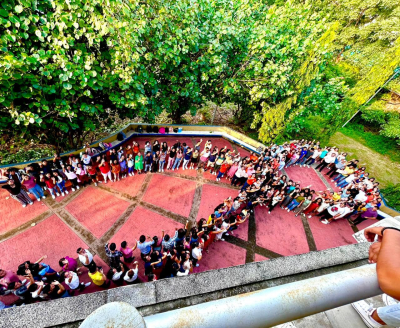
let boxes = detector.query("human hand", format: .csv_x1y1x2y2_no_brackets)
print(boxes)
364,227,384,242
368,242,381,264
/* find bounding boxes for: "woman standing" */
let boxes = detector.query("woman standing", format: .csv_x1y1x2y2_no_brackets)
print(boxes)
53,171,68,195
182,147,192,170
119,155,128,179
190,149,199,169
22,175,45,201
167,147,176,170
63,166,80,191
111,160,121,182
99,159,112,183
127,154,135,176
2,178,33,207
135,152,144,174
172,149,183,170
159,150,167,172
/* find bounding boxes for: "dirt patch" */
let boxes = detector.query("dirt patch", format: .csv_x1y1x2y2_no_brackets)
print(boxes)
330,132,400,187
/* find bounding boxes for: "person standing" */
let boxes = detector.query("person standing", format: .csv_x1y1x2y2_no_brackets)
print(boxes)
191,243,202,267
88,266,110,289
124,262,140,284
135,152,144,174
2,178,33,207
22,175,46,202
63,271,91,294
77,247,97,271
99,159,112,183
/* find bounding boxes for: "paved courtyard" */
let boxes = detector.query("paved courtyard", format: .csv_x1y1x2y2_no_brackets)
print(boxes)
0,136,374,305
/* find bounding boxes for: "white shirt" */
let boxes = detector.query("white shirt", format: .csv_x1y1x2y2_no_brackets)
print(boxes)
112,271,123,281
78,250,93,266
324,154,337,164
64,170,77,180
355,191,367,202
335,206,352,219
192,247,202,260
82,155,91,165
312,150,321,159
124,269,138,283
65,272,80,290
327,205,346,217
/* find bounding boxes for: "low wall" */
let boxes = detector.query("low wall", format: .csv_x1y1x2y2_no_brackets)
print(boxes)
0,243,371,328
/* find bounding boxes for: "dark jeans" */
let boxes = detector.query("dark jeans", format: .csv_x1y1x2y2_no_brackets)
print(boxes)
315,161,329,172
83,260,97,272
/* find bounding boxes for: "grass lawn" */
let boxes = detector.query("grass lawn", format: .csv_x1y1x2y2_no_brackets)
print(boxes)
329,131,400,188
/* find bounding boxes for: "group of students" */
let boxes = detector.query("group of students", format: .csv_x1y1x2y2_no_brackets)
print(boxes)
0,197,251,307
0,137,384,308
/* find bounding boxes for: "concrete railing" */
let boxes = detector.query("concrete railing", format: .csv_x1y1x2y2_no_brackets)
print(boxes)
0,243,373,328
104,264,379,328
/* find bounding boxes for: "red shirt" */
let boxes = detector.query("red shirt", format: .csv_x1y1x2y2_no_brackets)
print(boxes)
220,163,230,173
45,178,55,188
88,167,97,175
99,162,110,174
247,178,256,185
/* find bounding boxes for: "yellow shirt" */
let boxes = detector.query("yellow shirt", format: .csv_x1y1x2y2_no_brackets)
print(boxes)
332,193,341,201
89,271,105,286
207,215,214,225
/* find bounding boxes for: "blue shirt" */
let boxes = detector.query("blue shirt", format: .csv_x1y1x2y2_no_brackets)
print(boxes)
137,241,154,254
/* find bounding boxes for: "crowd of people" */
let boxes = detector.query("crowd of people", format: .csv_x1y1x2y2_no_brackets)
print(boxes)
0,137,384,307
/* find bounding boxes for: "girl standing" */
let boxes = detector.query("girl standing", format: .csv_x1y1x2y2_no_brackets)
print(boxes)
111,159,121,182
159,150,167,172
22,175,45,201
167,147,176,170
172,149,183,170
119,155,127,178
152,151,160,173
190,149,199,169
135,152,144,174
182,147,192,170
99,159,112,183
44,173,59,198
127,154,135,176
76,163,89,186
53,171,68,195
198,148,211,171
63,166,80,191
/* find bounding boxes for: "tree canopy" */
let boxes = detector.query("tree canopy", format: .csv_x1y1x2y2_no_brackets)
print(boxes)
1,0,399,149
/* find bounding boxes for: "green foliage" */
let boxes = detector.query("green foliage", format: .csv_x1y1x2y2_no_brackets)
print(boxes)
340,123,400,162
381,184,400,212
0,148,54,165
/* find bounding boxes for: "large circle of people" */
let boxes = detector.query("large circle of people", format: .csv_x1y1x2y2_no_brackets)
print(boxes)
0,138,382,307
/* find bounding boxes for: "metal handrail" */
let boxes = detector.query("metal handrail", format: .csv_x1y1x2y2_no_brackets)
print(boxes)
143,265,381,328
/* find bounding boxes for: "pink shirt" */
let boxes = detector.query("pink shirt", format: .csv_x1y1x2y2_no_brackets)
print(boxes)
22,176,37,189
120,247,133,259
0,270,20,288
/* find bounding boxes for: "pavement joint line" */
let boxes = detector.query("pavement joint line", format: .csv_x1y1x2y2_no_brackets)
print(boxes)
187,183,203,230
0,210,54,243
99,202,138,245
300,213,318,252
139,200,189,226
246,212,257,263
96,183,137,203
55,208,98,247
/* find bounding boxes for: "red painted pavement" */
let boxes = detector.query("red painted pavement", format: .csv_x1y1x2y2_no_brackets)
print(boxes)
255,206,309,256
106,173,147,197
254,254,269,262
0,189,48,235
307,216,356,250
65,186,130,238
0,214,89,272
142,175,196,217
194,240,246,273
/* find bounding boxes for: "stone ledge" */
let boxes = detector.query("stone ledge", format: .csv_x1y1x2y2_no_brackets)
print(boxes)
0,243,370,328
